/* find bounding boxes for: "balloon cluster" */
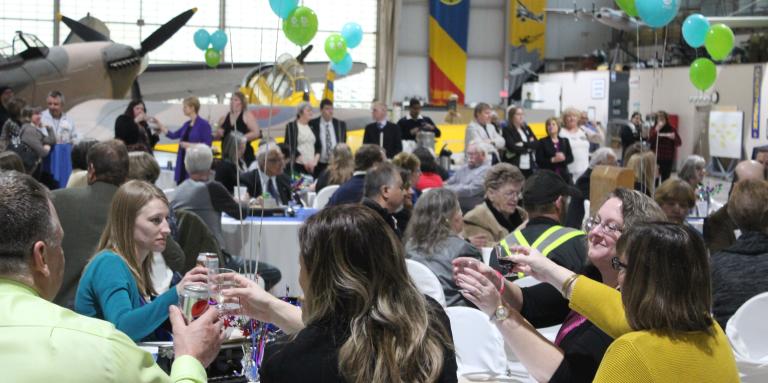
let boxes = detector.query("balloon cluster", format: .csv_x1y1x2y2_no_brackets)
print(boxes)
326,23,363,75
615,0,680,28
194,29,229,68
269,0,318,46
682,14,734,91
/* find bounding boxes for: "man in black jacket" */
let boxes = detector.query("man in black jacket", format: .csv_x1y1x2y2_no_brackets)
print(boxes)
363,101,401,158
239,146,292,205
360,162,405,239
309,99,347,178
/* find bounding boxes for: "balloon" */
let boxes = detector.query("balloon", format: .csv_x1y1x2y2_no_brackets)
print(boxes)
682,14,710,48
615,0,638,17
331,53,353,75
269,0,298,19
689,58,717,91
705,23,735,61
324,34,347,63
193,29,210,51
210,29,228,51
283,6,318,46
636,0,680,28
341,22,363,49
205,48,221,68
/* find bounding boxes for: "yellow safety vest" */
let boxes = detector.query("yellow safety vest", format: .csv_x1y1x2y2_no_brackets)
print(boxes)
499,225,585,278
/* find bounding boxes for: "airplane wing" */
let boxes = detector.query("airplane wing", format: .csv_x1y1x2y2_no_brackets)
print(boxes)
137,61,367,101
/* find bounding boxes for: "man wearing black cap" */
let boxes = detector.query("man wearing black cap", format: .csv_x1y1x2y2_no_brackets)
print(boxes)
397,98,440,142
491,170,587,276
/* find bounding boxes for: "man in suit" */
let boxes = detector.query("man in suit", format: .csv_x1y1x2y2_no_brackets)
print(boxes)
363,101,401,158
397,97,440,142
309,98,347,178
52,140,129,308
239,145,292,205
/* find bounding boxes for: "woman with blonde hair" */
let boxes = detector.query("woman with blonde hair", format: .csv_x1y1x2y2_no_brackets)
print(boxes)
157,96,213,184
560,107,603,180
216,91,261,165
314,143,353,192
626,150,656,197
75,180,208,341
222,205,458,382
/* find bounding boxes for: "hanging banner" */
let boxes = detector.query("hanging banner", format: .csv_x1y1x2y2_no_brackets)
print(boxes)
428,0,469,105
753,64,762,139
508,0,547,98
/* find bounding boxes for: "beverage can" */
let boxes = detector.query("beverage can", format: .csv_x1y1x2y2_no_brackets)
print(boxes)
195,254,207,267
180,282,210,322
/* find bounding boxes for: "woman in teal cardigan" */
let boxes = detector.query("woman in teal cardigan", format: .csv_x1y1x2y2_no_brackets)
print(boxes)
75,180,208,341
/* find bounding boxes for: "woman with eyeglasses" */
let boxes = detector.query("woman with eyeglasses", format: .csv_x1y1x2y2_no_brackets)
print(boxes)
488,223,739,382
453,188,666,383
462,163,528,246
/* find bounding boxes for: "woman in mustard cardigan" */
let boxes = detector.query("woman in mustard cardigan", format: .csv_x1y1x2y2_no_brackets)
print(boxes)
461,222,739,382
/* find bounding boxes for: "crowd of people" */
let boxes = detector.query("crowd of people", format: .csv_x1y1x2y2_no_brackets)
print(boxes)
2,87,765,382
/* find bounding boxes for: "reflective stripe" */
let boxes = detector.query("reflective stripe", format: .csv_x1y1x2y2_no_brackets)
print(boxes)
499,225,586,278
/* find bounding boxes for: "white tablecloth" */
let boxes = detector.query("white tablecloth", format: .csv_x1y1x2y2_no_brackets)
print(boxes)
221,213,311,297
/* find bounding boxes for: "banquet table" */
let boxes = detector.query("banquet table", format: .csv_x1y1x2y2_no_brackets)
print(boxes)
220,208,317,297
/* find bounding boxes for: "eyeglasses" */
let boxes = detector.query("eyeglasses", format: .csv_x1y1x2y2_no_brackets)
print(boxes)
585,216,623,236
611,257,628,272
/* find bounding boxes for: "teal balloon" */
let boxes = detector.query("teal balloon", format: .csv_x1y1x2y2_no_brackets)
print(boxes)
331,53,353,75
193,29,210,51
705,23,735,61
689,58,716,91
205,48,221,68
210,29,228,51
636,0,680,28
283,6,318,46
341,22,363,49
269,0,298,19
682,14,709,48
324,34,347,63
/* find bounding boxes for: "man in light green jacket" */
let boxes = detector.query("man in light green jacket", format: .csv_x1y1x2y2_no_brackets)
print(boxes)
0,170,223,382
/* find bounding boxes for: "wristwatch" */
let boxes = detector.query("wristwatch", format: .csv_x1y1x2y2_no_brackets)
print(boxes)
491,304,510,322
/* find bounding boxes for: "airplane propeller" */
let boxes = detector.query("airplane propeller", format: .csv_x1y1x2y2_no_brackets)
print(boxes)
58,8,196,58
138,8,197,56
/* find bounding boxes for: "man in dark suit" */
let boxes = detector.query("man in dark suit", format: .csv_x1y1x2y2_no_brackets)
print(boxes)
239,145,292,205
327,144,384,206
309,99,347,178
51,140,129,308
397,97,440,141
363,101,401,158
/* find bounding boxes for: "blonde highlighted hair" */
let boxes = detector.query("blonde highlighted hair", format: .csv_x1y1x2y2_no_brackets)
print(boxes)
95,180,169,297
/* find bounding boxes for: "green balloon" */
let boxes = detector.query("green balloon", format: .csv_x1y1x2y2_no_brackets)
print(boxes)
205,48,221,68
324,34,347,63
689,58,717,91
282,6,318,46
615,0,638,17
705,23,734,61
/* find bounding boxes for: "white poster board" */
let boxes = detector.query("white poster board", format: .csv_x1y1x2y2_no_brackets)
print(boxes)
708,111,743,159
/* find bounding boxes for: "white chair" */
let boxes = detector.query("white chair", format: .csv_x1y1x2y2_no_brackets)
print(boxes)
445,306,510,380
313,185,339,209
405,259,446,307
512,276,542,288
727,292,768,382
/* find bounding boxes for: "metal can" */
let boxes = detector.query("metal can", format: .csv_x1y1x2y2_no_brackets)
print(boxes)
195,254,207,267
180,282,210,322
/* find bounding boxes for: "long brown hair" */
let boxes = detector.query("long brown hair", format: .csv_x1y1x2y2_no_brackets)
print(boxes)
299,205,452,382
95,180,168,297
327,143,354,185
618,222,713,335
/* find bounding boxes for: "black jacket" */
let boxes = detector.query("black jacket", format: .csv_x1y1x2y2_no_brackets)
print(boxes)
711,231,768,329
238,169,292,205
309,116,347,161
536,136,574,184
363,121,402,158
501,123,538,168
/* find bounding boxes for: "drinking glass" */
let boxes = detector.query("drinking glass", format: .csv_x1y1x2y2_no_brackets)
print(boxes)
213,268,241,313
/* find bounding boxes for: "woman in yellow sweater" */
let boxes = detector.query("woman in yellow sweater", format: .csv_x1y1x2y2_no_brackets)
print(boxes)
483,222,739,382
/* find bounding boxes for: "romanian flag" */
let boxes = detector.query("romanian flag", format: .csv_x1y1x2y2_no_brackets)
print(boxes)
429,0,469,106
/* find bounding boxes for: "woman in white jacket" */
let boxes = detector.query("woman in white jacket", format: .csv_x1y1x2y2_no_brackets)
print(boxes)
465,102,504,163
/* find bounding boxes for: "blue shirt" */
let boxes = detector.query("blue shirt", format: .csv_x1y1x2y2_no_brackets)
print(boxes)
75,250,179,342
